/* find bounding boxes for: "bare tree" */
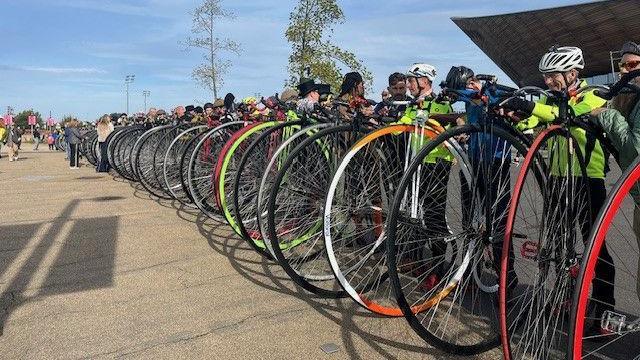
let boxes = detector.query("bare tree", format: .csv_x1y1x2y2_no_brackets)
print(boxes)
182,0,241,100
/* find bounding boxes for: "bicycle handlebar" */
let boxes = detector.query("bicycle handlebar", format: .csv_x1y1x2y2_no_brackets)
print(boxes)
593,69,640,100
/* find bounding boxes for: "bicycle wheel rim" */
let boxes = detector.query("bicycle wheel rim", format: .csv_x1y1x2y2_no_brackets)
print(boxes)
570,156,639,359
324,124,441,316
233,121,305,259
386,123,528,354
501,126,590,360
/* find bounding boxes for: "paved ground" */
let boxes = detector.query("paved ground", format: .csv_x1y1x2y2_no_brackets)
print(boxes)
0,148,499,359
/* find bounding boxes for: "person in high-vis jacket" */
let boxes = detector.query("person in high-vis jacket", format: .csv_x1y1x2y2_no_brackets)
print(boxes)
502,46,614,336
396,63,455,290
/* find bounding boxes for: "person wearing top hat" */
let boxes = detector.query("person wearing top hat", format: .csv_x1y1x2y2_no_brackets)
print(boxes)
297,79,325,113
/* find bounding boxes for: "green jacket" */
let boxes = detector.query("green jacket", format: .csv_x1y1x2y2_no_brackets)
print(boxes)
518,80,607,178
595,99,640,202
595,100,640,171
397,97,453,163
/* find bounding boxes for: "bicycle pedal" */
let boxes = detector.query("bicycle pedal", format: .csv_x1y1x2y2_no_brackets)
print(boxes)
601,310,626,335
520,241,539,260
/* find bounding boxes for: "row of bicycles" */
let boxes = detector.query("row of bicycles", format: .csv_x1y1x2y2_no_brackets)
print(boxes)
79,69,640,359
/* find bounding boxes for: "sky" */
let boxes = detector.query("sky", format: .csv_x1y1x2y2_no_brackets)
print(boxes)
0,0,591,121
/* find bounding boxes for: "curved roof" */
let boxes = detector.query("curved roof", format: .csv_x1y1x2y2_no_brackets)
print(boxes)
452,0,640,86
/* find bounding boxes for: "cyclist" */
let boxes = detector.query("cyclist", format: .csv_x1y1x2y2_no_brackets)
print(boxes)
501,45,614,333
297,79,324,113
591,41,640,305
374,72,412,117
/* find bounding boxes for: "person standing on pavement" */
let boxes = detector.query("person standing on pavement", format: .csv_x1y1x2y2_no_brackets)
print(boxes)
47,131,55,150
96,115,114,172
6,125,20,161
15,126,23,150
32,127,41,151
63,123,72,160
67,120,84,169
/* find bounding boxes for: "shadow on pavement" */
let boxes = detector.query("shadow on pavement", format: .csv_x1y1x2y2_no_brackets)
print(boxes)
0,200,119,336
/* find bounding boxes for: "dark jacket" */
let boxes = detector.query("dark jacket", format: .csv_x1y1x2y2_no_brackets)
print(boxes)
66,128,83,145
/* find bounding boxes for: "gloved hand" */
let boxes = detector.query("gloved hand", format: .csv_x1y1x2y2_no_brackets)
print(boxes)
501,97,535,117
515,117,539,131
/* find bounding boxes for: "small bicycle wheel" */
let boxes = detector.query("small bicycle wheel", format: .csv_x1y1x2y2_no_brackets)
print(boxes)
188,122,245,219
500,125,590,360
324,124,441,316
569,157,638,359
386,122,529,354
267,124,371,298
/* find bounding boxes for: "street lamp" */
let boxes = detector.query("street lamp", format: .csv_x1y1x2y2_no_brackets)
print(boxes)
142,90,150,112
125,75,135,116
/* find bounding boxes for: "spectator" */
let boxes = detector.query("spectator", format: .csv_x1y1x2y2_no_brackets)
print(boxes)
15,126,23,150
375,72,412,117
6,125,20,161
33,126,41,151
47,132,55,150
0,119,6,160
66,120,84,169
96,115,114,172
64,123,72,160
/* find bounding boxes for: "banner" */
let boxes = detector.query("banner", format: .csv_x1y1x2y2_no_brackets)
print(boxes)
4,114,13,126
47,117,56,126
28,115,37,125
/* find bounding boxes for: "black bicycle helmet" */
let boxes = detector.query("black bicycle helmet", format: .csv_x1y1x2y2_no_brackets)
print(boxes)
442,66,475,90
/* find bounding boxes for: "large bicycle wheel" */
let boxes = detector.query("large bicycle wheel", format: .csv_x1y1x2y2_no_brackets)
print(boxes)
569,157,638,359
163,125,207,202
188,121,245,219
136,125,174,197
217,121,280,237
152,125,190,198
324,124,447,316
119,127,147,181
386,122,529,354
500,125,591,360
178,129,210,205
233,121,305,258
267,124,371,297
258,123,332,258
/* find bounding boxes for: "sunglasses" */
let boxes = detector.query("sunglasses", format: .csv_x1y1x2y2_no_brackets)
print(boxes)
619,60,640,71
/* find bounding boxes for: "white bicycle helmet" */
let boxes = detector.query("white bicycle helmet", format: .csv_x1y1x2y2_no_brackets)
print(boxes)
539,46,585,73
406,63,437,81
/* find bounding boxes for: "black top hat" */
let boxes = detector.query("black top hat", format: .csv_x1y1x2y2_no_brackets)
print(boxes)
185,105,195,112
298,81,324,97
203,102,214,110
195,106,204,114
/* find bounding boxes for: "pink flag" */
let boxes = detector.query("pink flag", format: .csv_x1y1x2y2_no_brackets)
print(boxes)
47,117,55,126
4,114,13,126
28,115,37,125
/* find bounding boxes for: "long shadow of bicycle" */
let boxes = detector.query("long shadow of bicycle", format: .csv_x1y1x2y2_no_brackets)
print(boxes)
0,197,122,337
129,179,472,360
